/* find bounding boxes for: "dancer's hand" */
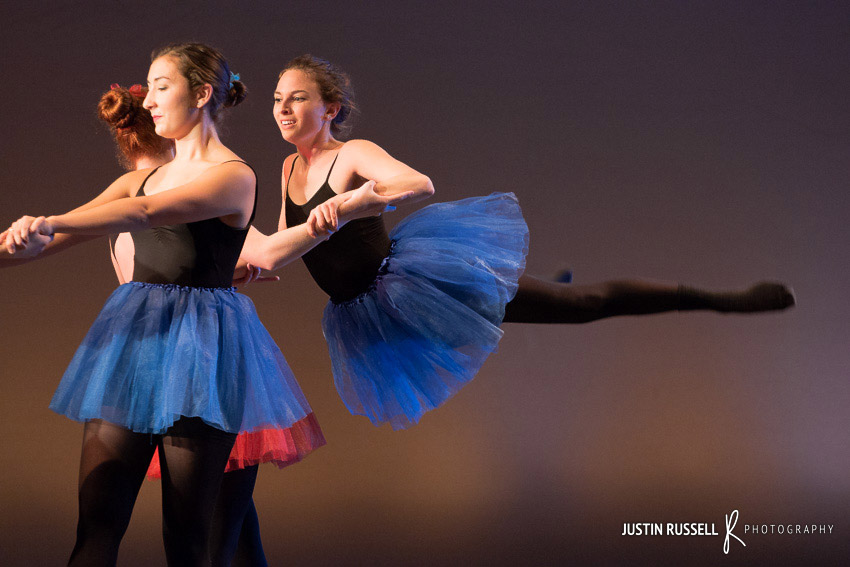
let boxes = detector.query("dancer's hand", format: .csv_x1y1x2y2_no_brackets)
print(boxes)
4,229,52,257
4,216,54,256
306,199,344,238
338,180,415,221
305,181,415,237
232,263,279,289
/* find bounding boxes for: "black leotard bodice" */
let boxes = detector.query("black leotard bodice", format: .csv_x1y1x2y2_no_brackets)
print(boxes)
284,155,391,302
110,161,257,288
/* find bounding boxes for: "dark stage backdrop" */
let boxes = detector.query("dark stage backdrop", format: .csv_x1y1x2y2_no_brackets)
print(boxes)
1,2,847,566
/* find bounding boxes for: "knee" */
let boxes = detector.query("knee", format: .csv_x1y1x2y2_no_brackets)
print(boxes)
77,483,134,542
568,287,608,316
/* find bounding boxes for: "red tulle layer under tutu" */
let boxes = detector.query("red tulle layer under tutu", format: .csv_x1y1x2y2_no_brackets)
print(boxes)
145,412,325,480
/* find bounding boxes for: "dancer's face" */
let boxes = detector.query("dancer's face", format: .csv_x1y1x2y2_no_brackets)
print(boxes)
144,56,204,139
273,69,337,144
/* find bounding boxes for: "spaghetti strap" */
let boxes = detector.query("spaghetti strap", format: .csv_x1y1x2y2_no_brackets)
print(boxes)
285,155,299,193
323,153,340,185
136,166,162,196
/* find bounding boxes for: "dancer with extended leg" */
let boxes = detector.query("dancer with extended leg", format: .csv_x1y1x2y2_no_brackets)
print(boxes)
239,55,794,431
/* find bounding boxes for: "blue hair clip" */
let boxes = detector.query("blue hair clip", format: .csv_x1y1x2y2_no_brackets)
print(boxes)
229,72,241,89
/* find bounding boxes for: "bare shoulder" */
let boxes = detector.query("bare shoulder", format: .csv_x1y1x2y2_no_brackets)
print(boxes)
125,168,156,180
281,153,298,194
282,153,298,176
116,168,157,197
210,160,256,189
340,139,392,159
340,139,417,181
337,139,397,178
218,158,255,175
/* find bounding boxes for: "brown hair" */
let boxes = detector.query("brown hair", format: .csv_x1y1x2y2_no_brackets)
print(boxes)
152,42,247,122
97,85,173,170
280,55,357,137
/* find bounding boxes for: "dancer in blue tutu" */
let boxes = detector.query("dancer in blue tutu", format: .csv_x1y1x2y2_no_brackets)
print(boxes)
239,55,795,432
95,84,280,567
0,44,342,567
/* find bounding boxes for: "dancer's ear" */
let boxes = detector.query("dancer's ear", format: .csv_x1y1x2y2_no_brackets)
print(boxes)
195,84,213,109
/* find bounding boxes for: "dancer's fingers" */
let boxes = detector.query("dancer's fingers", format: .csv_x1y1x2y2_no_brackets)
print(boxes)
4,231,15,254
322,204,334,229
317,203,335,231
306,213,318,237
12,220,25,247
30,216,46,234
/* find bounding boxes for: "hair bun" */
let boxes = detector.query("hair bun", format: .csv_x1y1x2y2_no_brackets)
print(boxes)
98,88,139,130
226,80,248,108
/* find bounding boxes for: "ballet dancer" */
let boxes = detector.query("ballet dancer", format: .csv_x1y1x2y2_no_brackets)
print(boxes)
2,43,325,566
238,55,795,431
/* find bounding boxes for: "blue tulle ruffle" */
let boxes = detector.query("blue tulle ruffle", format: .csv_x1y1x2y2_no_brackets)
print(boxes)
50,282,315,435
322,192,529,430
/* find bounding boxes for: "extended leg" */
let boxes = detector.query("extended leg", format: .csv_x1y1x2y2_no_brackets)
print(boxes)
503,275,794,324
159,417,236,567
211,465,267,567
68,419,157,567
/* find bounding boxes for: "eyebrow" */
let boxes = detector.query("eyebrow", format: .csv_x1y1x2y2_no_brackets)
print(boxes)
147,76,170,83
273,89,309,96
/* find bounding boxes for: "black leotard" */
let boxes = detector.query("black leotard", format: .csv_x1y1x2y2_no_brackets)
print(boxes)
284,155,391,302
109,161,257,288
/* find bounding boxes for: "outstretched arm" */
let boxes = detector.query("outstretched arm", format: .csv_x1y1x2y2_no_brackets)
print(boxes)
237,224,333,272
5,162,254,252
0,232,94,267
1,168,146,259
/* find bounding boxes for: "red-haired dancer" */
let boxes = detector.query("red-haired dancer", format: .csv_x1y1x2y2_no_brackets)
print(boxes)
0,44,411,566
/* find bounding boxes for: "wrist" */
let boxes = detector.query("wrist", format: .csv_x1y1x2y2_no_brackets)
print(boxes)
309,224,333,243
44,215,59,235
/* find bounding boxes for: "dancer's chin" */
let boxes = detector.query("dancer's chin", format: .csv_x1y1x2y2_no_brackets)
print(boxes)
280,131,299,144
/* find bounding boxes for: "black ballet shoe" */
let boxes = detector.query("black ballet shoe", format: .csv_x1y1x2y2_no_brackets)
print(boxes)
678,281,796,313
735,282,796,312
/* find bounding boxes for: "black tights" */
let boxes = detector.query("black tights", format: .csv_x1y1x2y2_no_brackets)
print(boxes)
212,466,267,567
68,417,236,567
503,276,794,324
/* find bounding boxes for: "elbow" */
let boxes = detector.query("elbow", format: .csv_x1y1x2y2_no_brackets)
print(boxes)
420,175,435,198
254,243,285,272
135,202,155,229
242,231,285,271
255,253,279,272
244,245,275,272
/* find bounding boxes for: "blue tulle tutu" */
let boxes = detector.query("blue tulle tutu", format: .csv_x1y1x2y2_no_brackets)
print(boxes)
50,282,316,435
322,192,529,430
